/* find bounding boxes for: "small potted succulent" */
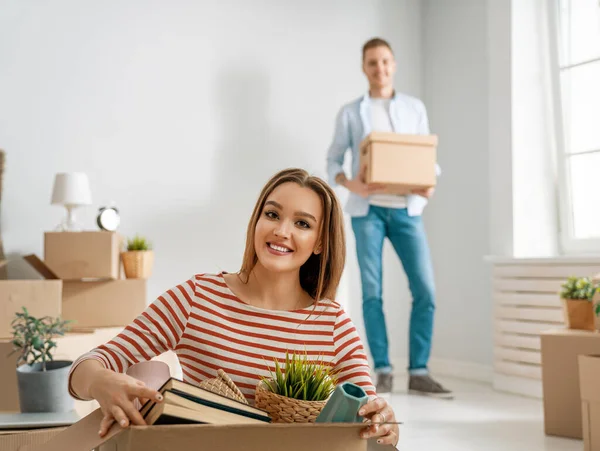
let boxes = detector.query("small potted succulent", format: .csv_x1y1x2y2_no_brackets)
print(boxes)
121,234,154,279
560,276,599,331
255,350,337,423
10,307,74,412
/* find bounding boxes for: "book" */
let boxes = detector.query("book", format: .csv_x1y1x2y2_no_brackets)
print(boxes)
144,390,269,426
140,377,271,424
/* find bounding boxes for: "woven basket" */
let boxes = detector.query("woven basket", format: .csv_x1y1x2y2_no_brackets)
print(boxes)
198,369,248,405
121,250,154,279
254,380,327,423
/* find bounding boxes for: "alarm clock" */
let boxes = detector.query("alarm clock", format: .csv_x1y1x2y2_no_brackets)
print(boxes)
97,204,120,231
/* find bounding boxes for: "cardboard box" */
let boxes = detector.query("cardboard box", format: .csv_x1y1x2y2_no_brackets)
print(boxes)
62,279,147,329
24,409,389,451
359,132,438,195
0,340,20,412
0,255,62,338
541,329,600,438
0,427,65,451
579,355,600,451
44,232,120,280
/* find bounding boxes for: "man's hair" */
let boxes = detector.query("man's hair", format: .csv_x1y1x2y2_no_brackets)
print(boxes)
362,38,393,61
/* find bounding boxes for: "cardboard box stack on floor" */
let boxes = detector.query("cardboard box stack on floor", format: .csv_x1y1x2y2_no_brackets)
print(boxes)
541,329,600,440
579,354,600,451
44,231,147,330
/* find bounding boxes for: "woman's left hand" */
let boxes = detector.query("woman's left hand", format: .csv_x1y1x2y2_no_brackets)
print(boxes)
359,397,399,447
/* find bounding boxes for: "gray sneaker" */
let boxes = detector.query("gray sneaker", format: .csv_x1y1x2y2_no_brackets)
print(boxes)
376,373,393,394
409,375,454,399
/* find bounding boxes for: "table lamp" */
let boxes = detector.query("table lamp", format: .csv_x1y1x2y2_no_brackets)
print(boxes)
51,172,92,231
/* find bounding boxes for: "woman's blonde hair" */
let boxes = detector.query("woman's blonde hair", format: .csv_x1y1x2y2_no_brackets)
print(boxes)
239,168,345,302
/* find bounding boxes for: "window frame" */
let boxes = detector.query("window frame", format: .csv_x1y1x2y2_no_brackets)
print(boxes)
547,0,600,253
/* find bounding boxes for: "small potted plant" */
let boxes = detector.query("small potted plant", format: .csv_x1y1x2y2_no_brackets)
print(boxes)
121,234,154,279
10,307,74,413
560,276,599,331
255,350,337,423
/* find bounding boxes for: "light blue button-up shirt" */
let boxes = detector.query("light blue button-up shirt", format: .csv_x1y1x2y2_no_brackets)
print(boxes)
326,92,439,217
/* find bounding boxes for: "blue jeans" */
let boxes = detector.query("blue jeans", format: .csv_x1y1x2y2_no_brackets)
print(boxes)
351,205,436,374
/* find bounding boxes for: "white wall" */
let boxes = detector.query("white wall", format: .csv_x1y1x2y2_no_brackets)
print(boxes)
511,0,559,257
420,0,493,371
0,1,423,365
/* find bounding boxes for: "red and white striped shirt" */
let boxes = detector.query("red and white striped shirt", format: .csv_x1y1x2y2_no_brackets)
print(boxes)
70,273,376,402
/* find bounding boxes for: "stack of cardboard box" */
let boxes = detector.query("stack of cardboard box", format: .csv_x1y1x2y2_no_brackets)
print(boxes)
0,231,149,414
45,231,146,330
541,276,600,451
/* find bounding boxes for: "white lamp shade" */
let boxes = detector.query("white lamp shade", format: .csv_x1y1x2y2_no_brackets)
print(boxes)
51,173,92,206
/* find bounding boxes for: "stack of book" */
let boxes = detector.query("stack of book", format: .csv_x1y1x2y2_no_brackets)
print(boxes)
141,378,271,425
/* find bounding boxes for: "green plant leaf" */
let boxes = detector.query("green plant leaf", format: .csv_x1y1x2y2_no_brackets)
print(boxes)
9,307,71,367
260,349,338,402
126,234,152,251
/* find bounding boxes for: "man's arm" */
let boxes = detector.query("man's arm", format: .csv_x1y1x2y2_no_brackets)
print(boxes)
417,99,441,177
326,107,351,187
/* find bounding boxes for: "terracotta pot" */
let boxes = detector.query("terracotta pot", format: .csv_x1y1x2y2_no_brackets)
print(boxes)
121,250,154,279
563,298,595,331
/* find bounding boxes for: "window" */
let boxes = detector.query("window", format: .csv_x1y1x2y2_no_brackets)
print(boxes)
549,0,600,252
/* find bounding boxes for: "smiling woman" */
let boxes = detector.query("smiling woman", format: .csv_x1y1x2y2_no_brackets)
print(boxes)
67,168,400,447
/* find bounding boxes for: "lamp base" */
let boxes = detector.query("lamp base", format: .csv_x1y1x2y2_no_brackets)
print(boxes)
55,205,83,232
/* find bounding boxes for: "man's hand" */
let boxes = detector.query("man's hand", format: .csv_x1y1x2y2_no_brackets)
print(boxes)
337,169,387,198
344,178,387,198
411,187,435,199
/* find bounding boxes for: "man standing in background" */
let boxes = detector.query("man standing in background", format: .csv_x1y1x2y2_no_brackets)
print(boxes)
326,38,452,398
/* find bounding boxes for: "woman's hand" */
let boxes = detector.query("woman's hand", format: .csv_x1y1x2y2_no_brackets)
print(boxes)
359,397,399,447
88,368,163,437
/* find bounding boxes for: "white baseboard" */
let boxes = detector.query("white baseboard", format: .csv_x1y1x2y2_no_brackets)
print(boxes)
390,357,493,384
493,373,543,399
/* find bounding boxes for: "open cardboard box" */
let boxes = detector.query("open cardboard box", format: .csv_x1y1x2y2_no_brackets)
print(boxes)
0,255,62,338
359,132,438,195
19,408,394,451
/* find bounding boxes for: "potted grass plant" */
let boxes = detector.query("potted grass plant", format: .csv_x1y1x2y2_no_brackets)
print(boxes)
121,234,154,279
255,350,337,423
10,307,74,412
560,276,599,331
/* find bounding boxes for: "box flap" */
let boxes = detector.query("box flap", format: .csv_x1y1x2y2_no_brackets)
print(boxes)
25,409,122,451
579,355,600,402
359,132,438,151
0,427,66,451
22,255,59,280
